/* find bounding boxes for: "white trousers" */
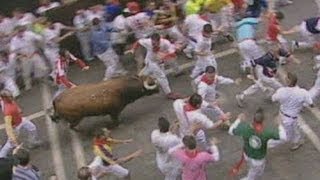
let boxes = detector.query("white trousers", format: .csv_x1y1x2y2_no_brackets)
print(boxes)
268,114,302,148
164,26,187,48
242,78,283,97
44,48,59,77
157,159,181,180
0,118,38,158
76,31,93,61
195,130,209,151
309,79,320,101
20,54,48,89
242,66,283,98
190,54,217,79
297,22,320,49
97,48,127,80
89,156,129,179
140,61,171,94
242,153,266,180
159,60,181,75
238,39,264,69
0,76,20,98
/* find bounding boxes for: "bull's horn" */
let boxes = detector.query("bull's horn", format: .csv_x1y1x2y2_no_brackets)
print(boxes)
143,80,157,90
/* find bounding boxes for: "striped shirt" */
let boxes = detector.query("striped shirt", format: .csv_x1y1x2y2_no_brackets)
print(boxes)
12,165,40,180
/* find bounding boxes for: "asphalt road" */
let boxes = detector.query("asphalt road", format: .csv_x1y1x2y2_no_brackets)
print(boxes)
1,0,320,179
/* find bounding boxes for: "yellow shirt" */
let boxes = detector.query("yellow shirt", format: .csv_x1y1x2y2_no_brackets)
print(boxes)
204,0,231,13
185,0,205,15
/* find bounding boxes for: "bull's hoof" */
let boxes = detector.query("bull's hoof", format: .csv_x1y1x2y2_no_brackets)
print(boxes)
107,121,120,129
50,115,59,123
70,125,80,132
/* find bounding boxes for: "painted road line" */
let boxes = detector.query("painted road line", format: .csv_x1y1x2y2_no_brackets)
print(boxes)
0,110,46,130
42,83,87,173
165,48,239,75
314,0,320,13
41,83,67,180
70,131,87,169
298,117,320,152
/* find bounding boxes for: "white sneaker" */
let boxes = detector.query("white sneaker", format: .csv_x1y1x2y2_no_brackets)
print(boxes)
236,94,245,108
291,41,298,52
183,48,193,59
290,141,304,151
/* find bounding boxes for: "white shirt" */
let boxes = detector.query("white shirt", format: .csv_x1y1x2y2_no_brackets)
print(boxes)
0,54,17,79
138,38,176,65
184,14,208,38
86,10,105,21
14,13,36,27
73,14,91,30
43,23,65,49
173,99,214,137
195,35,213,55
0,18,15,36
272,86,313,117
111,15,128,44
151,130,181,171
10,31,43,57
195,73,234,102
125,12,154,39
36,2,61,15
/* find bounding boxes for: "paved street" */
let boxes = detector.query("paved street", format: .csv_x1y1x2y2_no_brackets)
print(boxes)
2,0,320,179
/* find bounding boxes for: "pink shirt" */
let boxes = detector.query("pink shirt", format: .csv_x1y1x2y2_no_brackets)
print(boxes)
170,145,219,180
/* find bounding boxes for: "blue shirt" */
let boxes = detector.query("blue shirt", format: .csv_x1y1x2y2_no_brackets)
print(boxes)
90,23,115,55
236,17,259,42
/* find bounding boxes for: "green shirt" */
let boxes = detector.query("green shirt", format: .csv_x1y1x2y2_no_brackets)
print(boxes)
233,122,280,159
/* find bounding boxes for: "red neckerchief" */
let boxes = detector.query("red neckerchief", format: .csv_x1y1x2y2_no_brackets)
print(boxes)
183,103,198,112
153,45,160,52
93,137,109,146
252,121,264,134
201,74,215,85
185,150,199,158
200,14,209,21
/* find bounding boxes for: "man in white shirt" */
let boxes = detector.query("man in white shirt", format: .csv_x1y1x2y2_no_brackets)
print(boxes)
236,52,283,108
126,33,182,100
269,72,313,151
111,13,129,55
151,117,182,180
194,66,233,122
309,55,320,101
42,21,75,77
173,93,226,150
86,5,105,22
0,52,20,98
73,9,94,61
190,24,217,79
12,9,36,29
10,26,48,90
124,1,155,39
0,13,15,51
183,11,210,58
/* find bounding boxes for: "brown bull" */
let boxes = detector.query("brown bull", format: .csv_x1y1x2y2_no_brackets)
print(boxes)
51,76,159,129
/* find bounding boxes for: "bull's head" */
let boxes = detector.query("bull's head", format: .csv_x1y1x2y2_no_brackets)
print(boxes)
140,76,159,95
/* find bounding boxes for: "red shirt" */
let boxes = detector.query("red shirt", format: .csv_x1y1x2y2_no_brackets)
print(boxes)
55,55,86,88
267,15,280,42
232,0,244,12
3,101,22,127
